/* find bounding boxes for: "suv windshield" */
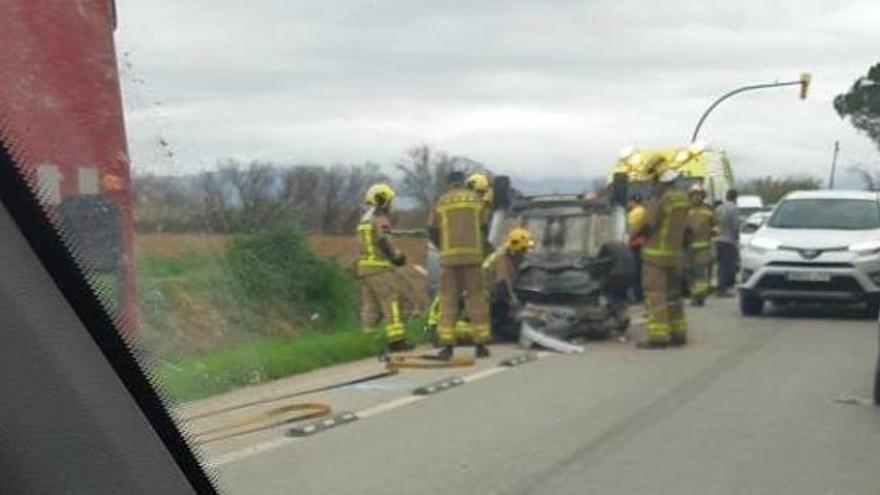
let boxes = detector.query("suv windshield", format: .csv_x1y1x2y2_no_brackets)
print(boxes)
768,198,880,230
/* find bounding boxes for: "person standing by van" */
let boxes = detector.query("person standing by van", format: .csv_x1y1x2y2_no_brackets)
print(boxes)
715,189,740,297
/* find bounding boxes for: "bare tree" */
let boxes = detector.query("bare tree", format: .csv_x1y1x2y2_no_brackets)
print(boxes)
395,144,482,214
847,163,880,191
197,170,233,232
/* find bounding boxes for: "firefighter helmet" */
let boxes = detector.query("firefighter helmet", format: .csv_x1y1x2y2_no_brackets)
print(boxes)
466,172,490,194
365,183,395,207
506,227,533,253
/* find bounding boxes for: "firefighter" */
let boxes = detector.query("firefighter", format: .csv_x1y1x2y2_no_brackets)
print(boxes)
638,157,690,348
467,170,494,253
686,184,716,307
466,171,492,205
483,227,532,299
356,183,416,353
483,227,532,339
429,171,491,359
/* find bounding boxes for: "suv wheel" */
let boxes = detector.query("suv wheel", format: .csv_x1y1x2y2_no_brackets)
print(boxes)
875,349,880,406
875,325,880,405
863,298,880,319
739,292,764,316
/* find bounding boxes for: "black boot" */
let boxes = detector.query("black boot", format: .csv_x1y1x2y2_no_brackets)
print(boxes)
438,345,454,361
669,332,688,347
475,344,491,358
636,340,668,350
387,339,415,354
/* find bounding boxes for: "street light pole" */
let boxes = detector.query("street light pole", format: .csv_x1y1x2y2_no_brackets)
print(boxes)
690,74,812,143
828,141,840,189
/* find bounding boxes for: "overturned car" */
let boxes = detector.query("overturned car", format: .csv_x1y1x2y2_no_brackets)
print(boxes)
426,175,635,347
499,194,634,344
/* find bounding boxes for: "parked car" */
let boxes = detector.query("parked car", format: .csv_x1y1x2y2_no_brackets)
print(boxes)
739,211,772,251
739,190,880,317
737,195,765,222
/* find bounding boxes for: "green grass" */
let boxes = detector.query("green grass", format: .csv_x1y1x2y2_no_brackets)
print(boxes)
136,226,424,403
155,318,426,403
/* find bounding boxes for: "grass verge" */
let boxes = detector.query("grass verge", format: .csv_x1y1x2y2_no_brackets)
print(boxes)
156,319,426,403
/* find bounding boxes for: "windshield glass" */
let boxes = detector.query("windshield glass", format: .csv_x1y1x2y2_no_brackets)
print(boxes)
519,206,610,257
768,199,880,230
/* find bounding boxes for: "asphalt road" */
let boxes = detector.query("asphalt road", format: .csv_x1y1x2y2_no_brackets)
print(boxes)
215,298,880,494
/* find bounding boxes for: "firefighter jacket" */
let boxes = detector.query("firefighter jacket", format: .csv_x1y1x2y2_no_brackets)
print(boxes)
428,186,486,267
356,207,405,275
640,186,690,267
686,203,717,251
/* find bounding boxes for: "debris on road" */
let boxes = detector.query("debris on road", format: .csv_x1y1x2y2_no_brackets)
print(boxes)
832,396,874,406
519,321,584,354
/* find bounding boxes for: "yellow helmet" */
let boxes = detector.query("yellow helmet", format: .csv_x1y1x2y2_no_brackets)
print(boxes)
644,155,669,181
506,227,533,253
466,172,490,194
364,183,395,207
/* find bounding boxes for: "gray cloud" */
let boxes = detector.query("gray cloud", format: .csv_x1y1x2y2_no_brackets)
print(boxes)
118,0,880,182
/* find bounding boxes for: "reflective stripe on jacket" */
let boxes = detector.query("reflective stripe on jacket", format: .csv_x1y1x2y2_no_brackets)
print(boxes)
430,187,485,266
356,211,395,273
687,204,716,251
643,188,690,262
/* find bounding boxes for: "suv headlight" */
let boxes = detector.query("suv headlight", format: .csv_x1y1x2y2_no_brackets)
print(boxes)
746,237,780,255
849,240,880,256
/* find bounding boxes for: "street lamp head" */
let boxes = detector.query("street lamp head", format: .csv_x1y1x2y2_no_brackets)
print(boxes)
800,72,812,100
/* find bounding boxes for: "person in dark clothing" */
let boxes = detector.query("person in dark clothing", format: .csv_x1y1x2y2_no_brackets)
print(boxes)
714,189,740,296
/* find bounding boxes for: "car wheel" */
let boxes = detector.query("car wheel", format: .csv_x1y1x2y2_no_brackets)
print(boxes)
863,298,880,319
875,325,880,406
739,292,764,316
874,350,880,406
598,242,636,294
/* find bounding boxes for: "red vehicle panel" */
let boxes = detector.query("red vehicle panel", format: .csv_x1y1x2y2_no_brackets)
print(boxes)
1,0,136,336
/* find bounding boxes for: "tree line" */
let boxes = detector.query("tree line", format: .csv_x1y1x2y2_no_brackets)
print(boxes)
133,145,485,234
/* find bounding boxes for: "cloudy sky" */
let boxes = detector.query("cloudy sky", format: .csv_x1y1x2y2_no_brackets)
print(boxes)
118,0,880,183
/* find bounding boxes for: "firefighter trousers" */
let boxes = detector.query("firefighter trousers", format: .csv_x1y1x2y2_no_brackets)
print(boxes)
642,258,686,344
689,248,712,300
358,269,413,343
438,263,489,346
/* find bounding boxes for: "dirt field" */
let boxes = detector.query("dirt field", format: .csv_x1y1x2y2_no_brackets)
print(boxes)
136,233,428,267
135,233,227,258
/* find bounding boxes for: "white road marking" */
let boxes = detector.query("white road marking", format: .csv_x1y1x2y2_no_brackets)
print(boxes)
207,438,294,467
463,367,508,382
356,395,425,418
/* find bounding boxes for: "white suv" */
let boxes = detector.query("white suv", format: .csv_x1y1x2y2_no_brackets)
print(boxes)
739,190,880,317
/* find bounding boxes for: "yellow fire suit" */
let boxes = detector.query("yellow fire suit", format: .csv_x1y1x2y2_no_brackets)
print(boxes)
640,186,690,344
356,209,414,343
428,187,490,346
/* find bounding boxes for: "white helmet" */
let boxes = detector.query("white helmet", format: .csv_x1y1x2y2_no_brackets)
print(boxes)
689,184,706,195
659,169,681,183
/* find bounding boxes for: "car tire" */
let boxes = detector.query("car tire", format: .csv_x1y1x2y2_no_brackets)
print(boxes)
598,242,635,294
875,324,880,406
863,298,880,319
874,346,880,406
739,292,764,316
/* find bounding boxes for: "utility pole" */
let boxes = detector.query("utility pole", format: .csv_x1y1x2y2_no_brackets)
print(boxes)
690,73,812,143
828,141,840,189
